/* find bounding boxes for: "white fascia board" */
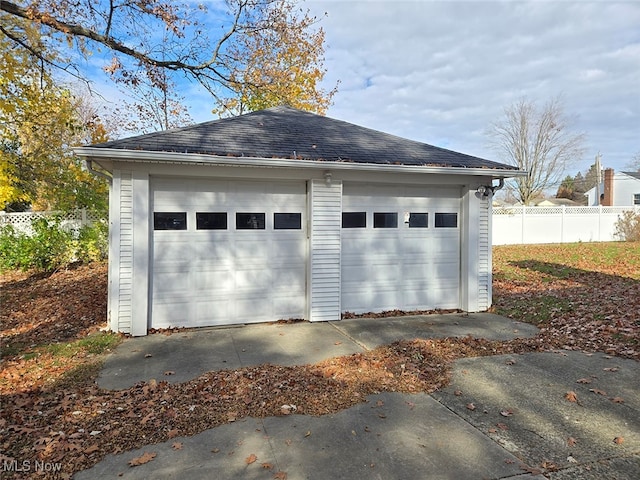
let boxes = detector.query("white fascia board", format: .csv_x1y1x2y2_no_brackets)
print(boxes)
73,147,528,179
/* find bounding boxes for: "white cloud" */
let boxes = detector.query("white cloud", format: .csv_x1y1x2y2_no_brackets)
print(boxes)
77,0,639,176
306,0,640,173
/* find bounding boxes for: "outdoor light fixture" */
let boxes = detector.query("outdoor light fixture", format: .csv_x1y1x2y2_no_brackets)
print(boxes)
477,179,505,197
324,171,332,187
477,185,489,196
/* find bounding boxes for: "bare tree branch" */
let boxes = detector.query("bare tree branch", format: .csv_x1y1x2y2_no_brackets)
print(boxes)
487,97,586,205
0,0,272,92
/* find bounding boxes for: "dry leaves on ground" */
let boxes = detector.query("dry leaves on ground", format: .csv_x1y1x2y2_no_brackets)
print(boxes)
1,243,639,479
492,243,640,361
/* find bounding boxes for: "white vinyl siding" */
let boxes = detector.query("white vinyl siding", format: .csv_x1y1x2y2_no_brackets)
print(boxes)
308,179,342,322
117,171,133,333
477,195,492,309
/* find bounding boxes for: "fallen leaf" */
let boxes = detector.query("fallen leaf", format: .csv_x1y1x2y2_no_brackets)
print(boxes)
497,423,509,431
172,442,183,450
454,390,463,396
211,448,220,453
334,341,342,345
567,437,577,447
613,437,624,445
246,453,257,464
167,429,180,439
376,400,384,407
273,471,288,479
567,455,578,464
406,401,415,409
262,463,274,469
576,378,592,384
466,403,476,411
488,428,497,433
589,388,607,396
564,391,579,403
163,371,175,376
505,359,516,365
144,354,153,358
500,409,514,417
128,451,156,467
304,431,311,437
603,367,619,372
84,445,99,454
610,397,624,404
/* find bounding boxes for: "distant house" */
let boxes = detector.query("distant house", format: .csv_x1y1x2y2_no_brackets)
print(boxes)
75,106,524,335
585,169,640,206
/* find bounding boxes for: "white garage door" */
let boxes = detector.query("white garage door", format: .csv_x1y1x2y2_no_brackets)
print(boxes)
150,178,307,328
341,184,461,314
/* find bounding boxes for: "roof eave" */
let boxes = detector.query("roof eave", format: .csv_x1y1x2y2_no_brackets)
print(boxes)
74,147,527,178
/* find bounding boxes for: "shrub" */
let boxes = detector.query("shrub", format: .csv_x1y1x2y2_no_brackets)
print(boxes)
28,216,74,270
75,221,109,263
0,225,30,271
614,210,640,242
0,215,108,272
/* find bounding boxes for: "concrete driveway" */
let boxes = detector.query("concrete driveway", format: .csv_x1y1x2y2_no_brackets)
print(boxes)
76,314,639,479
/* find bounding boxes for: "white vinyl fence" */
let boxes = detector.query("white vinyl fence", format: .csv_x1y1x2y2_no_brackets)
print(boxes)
0,209,104,235
492,205,640,245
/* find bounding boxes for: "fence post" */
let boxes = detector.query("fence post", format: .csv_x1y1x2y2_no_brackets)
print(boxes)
521,206,526,244
598,205,602,241
561,205,565,243
81,208,88,228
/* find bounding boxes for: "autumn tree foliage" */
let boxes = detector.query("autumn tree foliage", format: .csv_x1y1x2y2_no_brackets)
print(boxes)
1,26,109,212
1,0,337,118
487,97,586,205
213,0,338,116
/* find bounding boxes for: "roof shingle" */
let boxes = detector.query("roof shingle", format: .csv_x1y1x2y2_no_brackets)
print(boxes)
92,106,515,170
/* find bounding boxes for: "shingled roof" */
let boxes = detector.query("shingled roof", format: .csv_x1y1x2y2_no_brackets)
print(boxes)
92,105,516,170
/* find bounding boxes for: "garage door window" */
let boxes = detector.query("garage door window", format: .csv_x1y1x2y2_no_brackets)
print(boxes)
154,212,187,230
408,213,428,228
374,212,397,228
236,213,265,229
342,212,366,228
435,213,458,228
196,212,227,230
274,213,302,229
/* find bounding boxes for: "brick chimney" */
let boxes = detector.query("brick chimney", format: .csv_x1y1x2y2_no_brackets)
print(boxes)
603,168,614,206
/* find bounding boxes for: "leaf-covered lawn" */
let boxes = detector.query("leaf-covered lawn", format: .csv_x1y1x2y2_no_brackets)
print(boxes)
1,243,638,479
492,243,640,357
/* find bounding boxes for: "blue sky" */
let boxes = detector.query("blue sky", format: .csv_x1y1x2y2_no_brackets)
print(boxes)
89,0,640,178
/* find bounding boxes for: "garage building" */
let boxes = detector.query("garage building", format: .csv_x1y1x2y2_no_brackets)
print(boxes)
76,106,523,335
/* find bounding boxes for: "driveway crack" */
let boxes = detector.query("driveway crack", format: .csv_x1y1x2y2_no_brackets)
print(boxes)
328,321,371,351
